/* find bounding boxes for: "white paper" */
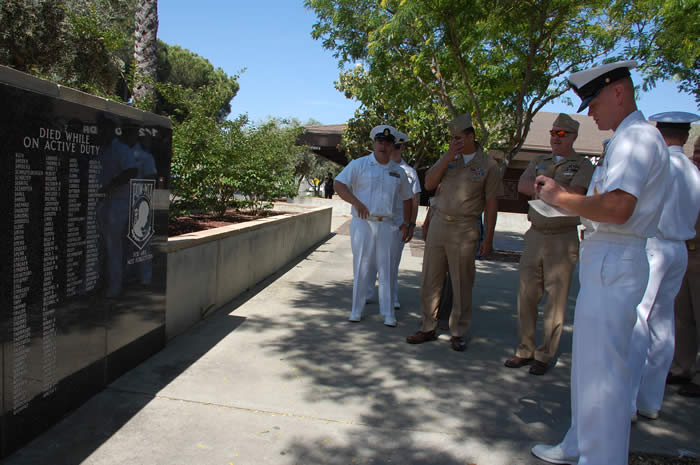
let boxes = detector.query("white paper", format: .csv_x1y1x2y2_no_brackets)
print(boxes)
528,199,576,218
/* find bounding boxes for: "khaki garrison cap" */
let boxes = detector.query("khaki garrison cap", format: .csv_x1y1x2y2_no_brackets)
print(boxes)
448,114,473,136
552,113,580,133
568,60,637,112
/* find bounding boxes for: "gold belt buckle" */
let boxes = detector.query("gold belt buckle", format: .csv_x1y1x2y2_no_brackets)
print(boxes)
376,216,383,222
445,215,456,222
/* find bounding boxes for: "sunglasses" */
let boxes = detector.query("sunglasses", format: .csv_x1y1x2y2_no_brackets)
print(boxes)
550,130,572,137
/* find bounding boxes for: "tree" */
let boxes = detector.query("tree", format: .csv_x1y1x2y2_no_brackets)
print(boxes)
306,0,621,167
232,119,300,213
611,0,700,106
160,80,301,217
0,0,134,98
132,0,158,107
155,41,241,122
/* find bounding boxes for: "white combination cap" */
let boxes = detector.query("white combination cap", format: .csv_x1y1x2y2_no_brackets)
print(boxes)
568,60,637,112
369,125,399,142
648,111,700,130
395,130,409,144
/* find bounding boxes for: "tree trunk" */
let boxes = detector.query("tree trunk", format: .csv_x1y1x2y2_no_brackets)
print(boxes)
132,0,158,107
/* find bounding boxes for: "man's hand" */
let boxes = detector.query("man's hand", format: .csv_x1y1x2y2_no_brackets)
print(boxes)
479,238,493,257
535,175,565,206
401,224,414,242
355,201,369,219
448,137,465,158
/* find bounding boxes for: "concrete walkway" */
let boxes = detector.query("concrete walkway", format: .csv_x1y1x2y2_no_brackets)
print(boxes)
5,200,699,465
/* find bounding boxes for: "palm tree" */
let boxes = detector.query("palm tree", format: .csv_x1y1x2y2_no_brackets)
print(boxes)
132,0,158,107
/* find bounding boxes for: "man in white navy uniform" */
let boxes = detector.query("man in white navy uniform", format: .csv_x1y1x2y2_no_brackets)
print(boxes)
334,125,414,327
670,136,700,398
366,130,422,309
628,112,700,420
530,60,670,465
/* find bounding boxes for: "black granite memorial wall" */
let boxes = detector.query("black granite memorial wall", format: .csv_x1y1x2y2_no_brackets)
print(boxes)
0,74,171,457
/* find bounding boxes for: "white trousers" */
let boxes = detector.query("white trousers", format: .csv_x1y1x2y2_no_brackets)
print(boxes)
350,218,394,319
390,228,405,305
366,226,403,306
559,233,648,465
629,238,687,414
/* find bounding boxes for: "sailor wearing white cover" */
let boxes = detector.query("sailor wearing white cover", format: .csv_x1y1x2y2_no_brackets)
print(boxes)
629,111,700,420
334,125,414,327
531,60,670,465
389,130,421,309
366,130,421,309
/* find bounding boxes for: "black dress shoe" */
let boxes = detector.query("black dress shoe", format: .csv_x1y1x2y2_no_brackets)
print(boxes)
450,336,466,352
678,383,700,397
666,374,692,385
529,360,549,376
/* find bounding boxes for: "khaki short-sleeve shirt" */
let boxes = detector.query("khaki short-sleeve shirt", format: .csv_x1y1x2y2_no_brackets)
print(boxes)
522,151,594,229
435,145,503,218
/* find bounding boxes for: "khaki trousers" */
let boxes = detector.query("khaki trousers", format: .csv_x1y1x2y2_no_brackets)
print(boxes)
670,250,700,379
420,215,479,337
516,227,579,363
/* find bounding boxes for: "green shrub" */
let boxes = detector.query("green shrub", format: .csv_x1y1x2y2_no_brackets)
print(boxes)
160,82,301,218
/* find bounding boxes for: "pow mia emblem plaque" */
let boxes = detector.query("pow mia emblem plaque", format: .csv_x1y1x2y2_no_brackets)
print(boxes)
127,179,155,249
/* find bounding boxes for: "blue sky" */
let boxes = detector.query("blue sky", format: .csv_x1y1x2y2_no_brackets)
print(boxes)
158,1,698,126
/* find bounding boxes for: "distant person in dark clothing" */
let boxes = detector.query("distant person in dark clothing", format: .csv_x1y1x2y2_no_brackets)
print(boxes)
324,174,334,199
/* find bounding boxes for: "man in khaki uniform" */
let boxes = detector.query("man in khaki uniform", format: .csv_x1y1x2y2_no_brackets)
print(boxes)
505,113,594,375
407,114,502,351
669,136,700,397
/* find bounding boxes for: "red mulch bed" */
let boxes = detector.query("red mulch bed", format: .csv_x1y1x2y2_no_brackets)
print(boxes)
168,210,288,237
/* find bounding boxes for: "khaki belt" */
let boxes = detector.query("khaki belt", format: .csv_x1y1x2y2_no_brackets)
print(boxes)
437,211,477,223
366,215,390,222
531,224,578,235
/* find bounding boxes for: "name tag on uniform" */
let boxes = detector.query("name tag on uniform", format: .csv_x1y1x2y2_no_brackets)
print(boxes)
388,171,400,178
536,165,547,170
470,167,485,178
563,165,577,177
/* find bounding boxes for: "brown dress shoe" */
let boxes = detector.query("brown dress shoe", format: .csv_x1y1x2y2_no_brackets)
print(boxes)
406,330,437,344
504,356,534,368
450,336,466,352
529,360,549,376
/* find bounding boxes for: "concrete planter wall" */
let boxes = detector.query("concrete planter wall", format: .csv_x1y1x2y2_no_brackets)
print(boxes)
166,204,332,340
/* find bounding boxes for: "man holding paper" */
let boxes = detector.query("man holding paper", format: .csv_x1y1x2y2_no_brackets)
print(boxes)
504,113,594,376
530,61,670,465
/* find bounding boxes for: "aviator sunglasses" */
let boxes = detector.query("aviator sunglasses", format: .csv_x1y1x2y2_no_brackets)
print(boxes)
549,129,572,137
